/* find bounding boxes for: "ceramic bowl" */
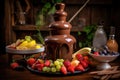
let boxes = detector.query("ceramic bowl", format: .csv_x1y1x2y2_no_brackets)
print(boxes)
89,53,119,70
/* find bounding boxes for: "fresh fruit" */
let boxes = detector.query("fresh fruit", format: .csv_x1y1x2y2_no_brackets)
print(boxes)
27,58,36,66
25,35,32,42
80,60,88,68
72,47,91,58
75,53,83,61
67,65,75,73
54,60,60,66
42,66,48,72
93,51,99,56
51,67,57,72
56,65,61,71
44,60,51,67
10,62,19,69
60,66,67,75
36,63,44,71
35,59,44,64
63,60,71,68
75,64,85,71
35,44,41,49
27,40,36,48
71,59,80,67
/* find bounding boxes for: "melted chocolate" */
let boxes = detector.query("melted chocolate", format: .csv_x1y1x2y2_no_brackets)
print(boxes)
45,3,76,61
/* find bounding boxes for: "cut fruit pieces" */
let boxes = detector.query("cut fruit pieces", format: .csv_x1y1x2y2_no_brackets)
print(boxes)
72,47,91,59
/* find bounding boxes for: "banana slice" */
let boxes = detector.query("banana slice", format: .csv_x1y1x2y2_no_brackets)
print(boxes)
72,47,91,58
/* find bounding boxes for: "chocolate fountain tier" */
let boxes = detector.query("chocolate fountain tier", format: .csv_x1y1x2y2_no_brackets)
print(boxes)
45,35,76,61
49,21,72,35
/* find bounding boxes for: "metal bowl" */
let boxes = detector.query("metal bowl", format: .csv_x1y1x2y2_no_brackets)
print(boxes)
89,53,119,70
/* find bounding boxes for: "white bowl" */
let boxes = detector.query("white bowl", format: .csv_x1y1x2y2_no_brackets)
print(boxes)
89,53,119,70
89,53,119,63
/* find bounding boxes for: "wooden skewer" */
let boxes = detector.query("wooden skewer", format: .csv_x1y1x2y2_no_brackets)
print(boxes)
103,66,118,80
101,66,119,80
68,0,90,23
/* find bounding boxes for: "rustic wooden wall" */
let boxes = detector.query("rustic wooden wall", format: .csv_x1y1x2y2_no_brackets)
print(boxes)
0,0,5,54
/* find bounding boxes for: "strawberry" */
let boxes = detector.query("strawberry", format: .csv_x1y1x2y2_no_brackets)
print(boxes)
83,56,89,60
67,65,75,73
94,51,99,56
27,58,36,66
60,66,67,75
31,63,37,69
44,60,51,67
80,60,88,68
76,54,83,61
36,63,44,71
83,58,90,64
10,62,19,69
75,64,85,71
63,60,71,68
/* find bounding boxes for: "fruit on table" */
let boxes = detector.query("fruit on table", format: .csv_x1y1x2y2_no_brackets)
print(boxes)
90,46,119,56
26,53,90,75
72,47,91,59
60,66,67,75
8,36,42,50
27,57,36,66
10,62,19,69
10,62,25,71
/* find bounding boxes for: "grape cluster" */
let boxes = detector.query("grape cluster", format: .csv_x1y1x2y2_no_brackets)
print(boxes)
91,46,119,56
42,59,64,73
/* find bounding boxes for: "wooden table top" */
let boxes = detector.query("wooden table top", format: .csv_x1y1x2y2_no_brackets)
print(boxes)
0,54,120,80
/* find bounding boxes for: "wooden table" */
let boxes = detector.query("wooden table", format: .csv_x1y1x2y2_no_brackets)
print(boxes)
0,54,120,80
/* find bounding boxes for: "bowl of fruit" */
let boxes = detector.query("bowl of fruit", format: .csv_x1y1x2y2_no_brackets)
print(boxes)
6,36,45,54
89,46,119,70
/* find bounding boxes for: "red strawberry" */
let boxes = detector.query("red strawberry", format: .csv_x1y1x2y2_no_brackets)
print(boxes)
63,60,71,68
31,63,36,69
36,63,44,71
83,58,89,65
80,60,88,68
83,56,89,60
44,60,51,67
27,58,36,66
76,54,83,61
75,64,85,71
94,51,99,56
60,66,67,75
10,62,19,69
67,65,75,73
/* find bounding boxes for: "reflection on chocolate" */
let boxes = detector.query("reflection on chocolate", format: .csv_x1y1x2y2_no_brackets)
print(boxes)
45,3,76,61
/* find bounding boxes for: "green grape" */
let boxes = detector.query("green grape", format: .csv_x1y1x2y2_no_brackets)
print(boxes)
56,65,61,71
46,67,51,72
25,36,32,42
49,59,53,63
51,67,56,72
42,67,48,72
59,59,64,62
54,60,60,66
59,62,63,66
50,62,54,67
57,59,64,62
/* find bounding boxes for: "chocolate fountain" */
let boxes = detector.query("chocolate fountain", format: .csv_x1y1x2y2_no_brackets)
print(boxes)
45,3,76,61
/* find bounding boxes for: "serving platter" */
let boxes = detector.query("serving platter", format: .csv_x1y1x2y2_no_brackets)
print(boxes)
6,45,45,54
27,65,89,76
